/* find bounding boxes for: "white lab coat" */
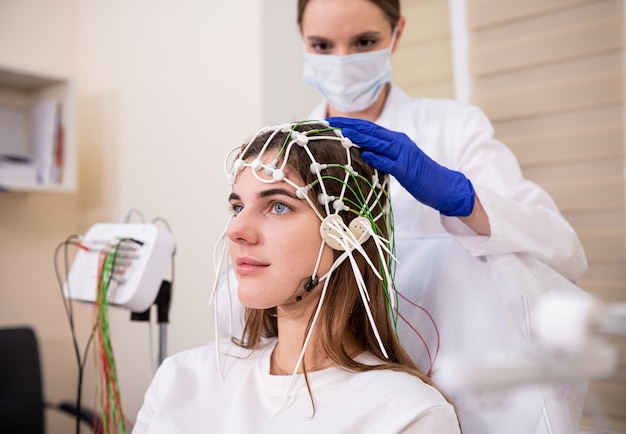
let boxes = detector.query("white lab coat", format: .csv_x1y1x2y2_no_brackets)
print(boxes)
216,84,589,434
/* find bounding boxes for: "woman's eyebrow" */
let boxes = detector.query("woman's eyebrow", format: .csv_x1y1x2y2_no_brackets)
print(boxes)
259,188,299,200
228,189,299,202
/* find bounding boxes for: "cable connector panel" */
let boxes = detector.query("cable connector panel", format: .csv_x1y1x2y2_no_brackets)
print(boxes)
63,223,176,312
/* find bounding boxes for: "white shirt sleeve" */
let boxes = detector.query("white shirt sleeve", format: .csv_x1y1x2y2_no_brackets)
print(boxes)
435,103,588,281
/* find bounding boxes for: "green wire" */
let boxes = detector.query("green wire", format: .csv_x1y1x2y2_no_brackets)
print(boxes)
273,126,401,336
312,168,399,331
97,242,126,433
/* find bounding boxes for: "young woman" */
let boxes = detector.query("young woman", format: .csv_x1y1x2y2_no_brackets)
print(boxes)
132,121,461,433
297,1,589,433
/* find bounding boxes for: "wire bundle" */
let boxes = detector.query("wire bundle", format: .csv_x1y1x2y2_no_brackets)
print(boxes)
55,235,97,434
93,240,128,434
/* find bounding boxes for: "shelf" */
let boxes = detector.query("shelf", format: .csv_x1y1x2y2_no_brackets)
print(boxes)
0,63,76,193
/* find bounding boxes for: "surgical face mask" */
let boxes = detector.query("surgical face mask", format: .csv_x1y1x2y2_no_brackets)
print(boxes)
302,31,396,113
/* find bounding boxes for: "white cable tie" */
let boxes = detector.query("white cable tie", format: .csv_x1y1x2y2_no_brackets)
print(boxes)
341,137,353,148
318,193,333,205
296,134,309,146
310,162,326,175
280,123,292,133
272,169,285,181
233,158,245,171
264,160,277,176
251,158,263,171
333,199,347,212
372,173,380,188
296,186,310,200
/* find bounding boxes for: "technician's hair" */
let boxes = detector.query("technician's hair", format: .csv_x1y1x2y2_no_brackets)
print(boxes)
234,121,437,387
297,0,401,29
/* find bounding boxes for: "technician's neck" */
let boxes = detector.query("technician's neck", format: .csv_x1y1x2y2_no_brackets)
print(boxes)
326,83,390,123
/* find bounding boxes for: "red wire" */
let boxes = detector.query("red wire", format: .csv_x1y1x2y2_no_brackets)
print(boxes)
396,290,441,377
397,310,433,373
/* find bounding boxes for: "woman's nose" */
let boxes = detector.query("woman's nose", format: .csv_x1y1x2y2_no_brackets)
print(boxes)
227,210,258,245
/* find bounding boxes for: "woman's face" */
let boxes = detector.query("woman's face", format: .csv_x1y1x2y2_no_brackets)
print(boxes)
227,161,334,310
300,0,395,56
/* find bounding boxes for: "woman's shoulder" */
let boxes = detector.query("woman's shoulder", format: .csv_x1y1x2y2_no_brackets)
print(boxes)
353,353,452,409
342,365,459,431
371,369,449,406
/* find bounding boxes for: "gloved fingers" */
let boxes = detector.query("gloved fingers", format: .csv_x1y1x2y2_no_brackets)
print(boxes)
327,116,399,142
361,151,397,175
327,116,376,132
337,127,399,159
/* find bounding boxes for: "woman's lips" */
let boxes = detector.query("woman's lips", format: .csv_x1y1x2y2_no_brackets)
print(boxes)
235,257,269,275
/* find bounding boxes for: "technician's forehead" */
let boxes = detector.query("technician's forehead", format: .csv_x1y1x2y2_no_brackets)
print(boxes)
301,0,390,36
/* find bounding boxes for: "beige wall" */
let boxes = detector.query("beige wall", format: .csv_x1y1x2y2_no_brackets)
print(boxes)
393,0,455,98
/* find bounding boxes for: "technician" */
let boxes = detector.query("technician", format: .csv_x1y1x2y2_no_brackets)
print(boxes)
298,1,588,433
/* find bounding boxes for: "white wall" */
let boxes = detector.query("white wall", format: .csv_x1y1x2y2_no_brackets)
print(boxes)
0,0,272,431
260,0,321,125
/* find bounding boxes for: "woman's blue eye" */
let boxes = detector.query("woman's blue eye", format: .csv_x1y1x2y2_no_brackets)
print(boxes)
272,202,291,215
231,204,243,216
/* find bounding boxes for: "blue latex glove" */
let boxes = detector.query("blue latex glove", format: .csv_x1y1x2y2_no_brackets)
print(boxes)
327,116,475,217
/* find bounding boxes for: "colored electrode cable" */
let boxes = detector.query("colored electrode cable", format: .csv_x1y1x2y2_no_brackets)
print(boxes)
93,238,141,434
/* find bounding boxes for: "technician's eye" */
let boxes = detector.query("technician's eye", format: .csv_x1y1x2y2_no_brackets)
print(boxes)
272,202,292,215
356,38,378,50
311,41,332,54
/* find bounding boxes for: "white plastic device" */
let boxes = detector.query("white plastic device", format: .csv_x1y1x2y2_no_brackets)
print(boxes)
436,292,623,392
436,342,618,391
63,223,176,312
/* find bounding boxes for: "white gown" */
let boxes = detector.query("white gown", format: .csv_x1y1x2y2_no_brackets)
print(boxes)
216,85,590,434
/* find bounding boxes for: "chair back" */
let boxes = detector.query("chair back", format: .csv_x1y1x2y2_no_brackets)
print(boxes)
0,326,45,434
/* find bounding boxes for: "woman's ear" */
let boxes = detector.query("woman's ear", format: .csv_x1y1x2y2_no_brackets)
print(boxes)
392,16,407,53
